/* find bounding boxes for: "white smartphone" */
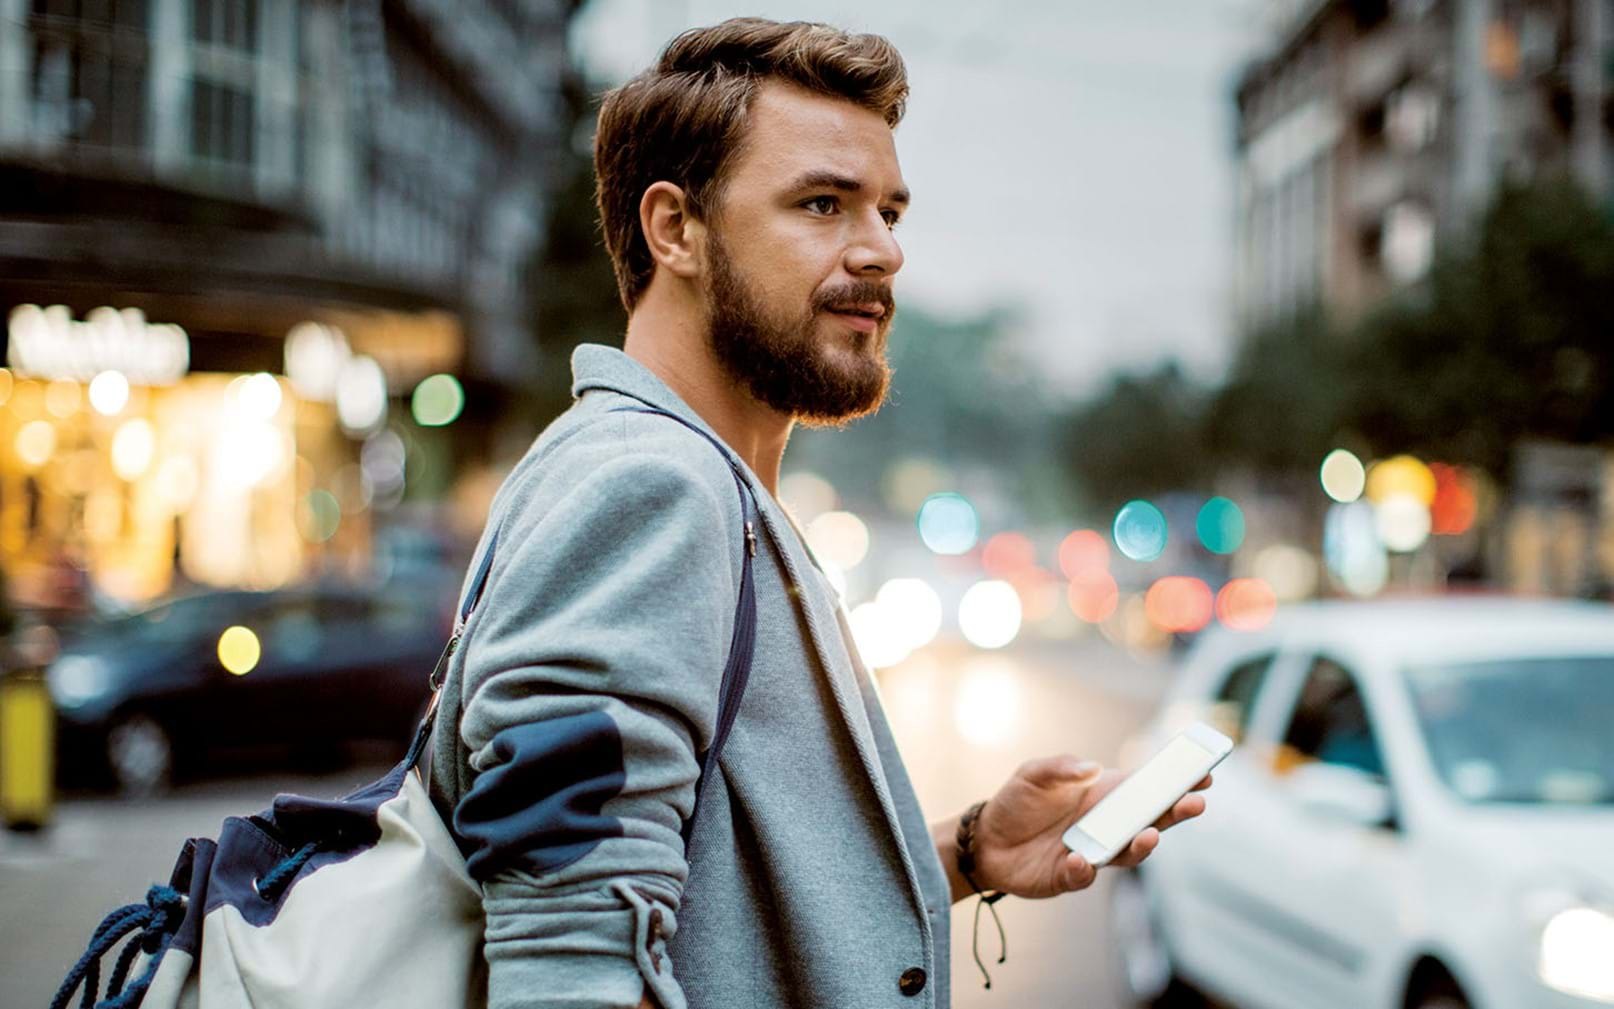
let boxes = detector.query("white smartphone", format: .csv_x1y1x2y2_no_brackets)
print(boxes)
1061,721,1231,867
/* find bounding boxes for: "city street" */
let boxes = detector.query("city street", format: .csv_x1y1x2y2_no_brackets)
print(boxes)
0,637,1175,1009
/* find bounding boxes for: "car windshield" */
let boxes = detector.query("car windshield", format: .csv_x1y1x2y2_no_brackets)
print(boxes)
1404,656,1614,805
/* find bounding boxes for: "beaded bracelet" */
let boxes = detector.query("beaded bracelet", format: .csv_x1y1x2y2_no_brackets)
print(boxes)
956,800,1008,989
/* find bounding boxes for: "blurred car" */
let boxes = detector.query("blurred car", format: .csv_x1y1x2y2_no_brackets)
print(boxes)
48,584,451,794
1110,598,1614,1009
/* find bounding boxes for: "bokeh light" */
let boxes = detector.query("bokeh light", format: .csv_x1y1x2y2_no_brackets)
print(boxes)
15,420,56,469
1366,454,1436,506
336,355,388,434
883,458,948,515
918,492,979,555
981,532,1036,578
217,626,261,675
238,372,284,421
1057,529,1109,579
1216,578,1278,631
88,370,130,416
155,456,199,512
1325,502,1389,596
1113,500,1168,562
953,657,1024,747
411,373,465,427
806,510,870,570
1144,576,1214,633
958,579,1022,649
1375,493,1432,552
45,378,81,418
849,601,912,670
111,419,156,481
779,471,838,523
1251,544,1319,601
1196,497,1246,555
1067,568,1119,623
299,490,342,543
876,578,944,654
1320,448,1366,503
1430,463,1478,535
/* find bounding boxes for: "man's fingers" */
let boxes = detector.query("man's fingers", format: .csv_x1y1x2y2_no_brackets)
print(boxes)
1061,851,1097,892
1191,774,1214,791
1110,828,1160,869
1153,793,1207,832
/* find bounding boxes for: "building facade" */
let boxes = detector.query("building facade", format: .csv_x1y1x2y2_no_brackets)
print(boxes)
0,0,576,608
1234,0,1612,330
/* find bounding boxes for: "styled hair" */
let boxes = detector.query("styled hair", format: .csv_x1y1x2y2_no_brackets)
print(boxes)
593,17,908,312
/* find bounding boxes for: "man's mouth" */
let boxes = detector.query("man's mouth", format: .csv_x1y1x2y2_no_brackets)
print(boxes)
826,303,886,320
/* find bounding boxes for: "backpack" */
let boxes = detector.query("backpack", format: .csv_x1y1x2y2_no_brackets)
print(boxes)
49,405,760,1009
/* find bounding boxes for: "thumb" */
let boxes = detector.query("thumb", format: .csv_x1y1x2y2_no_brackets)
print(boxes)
1019,755,1103,788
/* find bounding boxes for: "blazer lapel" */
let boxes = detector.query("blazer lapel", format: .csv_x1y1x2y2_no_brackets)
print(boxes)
742,489,933,921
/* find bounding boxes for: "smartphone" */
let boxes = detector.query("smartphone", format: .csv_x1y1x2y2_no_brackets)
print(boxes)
1061,721,1231,867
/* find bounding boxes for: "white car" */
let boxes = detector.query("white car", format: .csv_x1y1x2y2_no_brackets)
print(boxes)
1110,598,1614,1009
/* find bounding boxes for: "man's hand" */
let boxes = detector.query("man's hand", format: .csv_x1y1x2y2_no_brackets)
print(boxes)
936,755,1211,903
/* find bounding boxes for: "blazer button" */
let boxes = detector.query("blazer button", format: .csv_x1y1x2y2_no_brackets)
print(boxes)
898,967,927,996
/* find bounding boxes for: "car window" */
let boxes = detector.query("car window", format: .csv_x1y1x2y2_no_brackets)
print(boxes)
1210,652,1275,742
1280,656,1386,779
255,597,324,666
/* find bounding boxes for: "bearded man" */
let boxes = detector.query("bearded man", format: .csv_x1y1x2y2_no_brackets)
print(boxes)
429,17,1209,1009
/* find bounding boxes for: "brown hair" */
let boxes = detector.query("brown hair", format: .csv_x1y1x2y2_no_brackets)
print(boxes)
593,17,908,312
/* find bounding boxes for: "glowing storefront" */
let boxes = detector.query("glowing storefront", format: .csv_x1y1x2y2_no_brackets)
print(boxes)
1,303,461,609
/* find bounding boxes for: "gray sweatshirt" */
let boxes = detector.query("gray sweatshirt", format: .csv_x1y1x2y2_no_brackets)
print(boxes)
428,345,952,1009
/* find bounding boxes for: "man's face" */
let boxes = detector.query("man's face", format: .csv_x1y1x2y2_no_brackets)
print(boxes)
700,80,908,426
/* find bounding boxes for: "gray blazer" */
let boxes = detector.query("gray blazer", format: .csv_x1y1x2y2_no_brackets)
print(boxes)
428,345,952,1009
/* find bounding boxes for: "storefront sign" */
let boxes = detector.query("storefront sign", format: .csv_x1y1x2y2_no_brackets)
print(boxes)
6,304,190,384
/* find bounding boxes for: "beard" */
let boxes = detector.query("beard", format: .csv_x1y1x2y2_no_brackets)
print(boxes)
703,231,895,427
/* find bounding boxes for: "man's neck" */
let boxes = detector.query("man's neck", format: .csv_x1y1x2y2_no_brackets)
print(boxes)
621,296,793,497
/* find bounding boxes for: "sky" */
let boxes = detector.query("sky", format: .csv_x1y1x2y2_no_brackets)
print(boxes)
570,0,1262,398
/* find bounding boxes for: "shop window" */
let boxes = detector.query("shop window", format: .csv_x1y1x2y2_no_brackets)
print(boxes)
1281,656,1387,778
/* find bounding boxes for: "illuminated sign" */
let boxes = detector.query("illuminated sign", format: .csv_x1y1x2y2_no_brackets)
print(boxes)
6,304,190,384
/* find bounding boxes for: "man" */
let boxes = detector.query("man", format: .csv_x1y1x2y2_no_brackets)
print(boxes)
428,17,1209,1009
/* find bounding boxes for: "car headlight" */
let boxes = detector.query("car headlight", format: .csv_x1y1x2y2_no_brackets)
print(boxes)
1539,905,1614,1003
46,655,112,711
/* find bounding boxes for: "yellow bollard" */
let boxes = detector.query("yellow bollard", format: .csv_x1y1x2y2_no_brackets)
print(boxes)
0,665,55,831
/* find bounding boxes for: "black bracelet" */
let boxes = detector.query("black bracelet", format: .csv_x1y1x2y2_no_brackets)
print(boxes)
956,800,1007,989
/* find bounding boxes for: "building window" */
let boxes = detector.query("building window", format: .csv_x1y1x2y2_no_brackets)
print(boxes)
25,0,151,153
192,0,257,49
190,79,253,165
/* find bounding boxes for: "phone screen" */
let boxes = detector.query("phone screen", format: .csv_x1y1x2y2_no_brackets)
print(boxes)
1076,733,1220,854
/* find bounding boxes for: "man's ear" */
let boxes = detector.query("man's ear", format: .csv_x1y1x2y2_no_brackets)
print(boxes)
639,181,705,281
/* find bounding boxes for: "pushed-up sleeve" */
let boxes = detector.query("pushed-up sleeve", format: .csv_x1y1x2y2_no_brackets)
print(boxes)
453,445,740,1009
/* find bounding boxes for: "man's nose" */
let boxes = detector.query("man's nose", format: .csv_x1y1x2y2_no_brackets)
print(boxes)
843,211,904,277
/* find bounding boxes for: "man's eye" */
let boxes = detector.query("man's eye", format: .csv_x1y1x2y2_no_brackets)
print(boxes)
881,210,902,229
803,196,838,215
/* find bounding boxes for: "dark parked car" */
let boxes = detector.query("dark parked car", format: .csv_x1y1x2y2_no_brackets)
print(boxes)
48,584,452,794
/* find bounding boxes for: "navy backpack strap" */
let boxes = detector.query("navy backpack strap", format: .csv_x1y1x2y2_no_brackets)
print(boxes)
416,402,761,846
604,403,760,844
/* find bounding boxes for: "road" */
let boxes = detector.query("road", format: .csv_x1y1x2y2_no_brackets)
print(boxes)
0,638,1174,1008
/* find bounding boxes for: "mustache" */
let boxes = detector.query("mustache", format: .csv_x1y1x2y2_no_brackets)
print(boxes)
811,281,896,318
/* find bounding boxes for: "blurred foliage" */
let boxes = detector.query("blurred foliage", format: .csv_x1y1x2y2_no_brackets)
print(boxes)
792,305,1069,520
1348,179,1614,476
1061,177,1614,505
1060,362,1215,515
